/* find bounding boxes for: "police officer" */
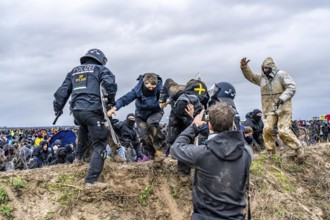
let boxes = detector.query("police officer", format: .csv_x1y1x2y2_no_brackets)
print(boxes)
53,48,117,186
208,82,240,130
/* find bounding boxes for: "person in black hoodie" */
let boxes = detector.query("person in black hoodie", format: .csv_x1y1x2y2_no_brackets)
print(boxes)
31,140,51,168
159,78,209,175
171,102,253,220
243,109,265,150
112,113,148,162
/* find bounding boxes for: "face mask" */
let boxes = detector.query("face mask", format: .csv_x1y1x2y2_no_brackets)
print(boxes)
263,67,273,78
245,136,253,144
125,119,135,128
253,115,262,121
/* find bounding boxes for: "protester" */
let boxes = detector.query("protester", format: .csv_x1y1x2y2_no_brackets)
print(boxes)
243,109,265,149
160,78,209,176
171,102,253,219
240,57,304,160
112,113,149,162
107,73,166,165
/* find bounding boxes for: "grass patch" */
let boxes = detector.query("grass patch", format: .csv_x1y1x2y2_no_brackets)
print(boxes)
57,190,79,206
271,154,283,168
250,155,267,176
45,210,56,220
274,204,286,218
273,171,294,192
0,204,13,219
139,184,153,206
8,177,27,190
0,187,9,204
170,186,180,199
47,174,77,192
58,174,75,184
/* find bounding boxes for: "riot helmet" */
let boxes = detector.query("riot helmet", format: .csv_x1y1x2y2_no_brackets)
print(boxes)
209,82,236,108
80,48,108,65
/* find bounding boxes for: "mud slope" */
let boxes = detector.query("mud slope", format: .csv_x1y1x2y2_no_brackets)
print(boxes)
0,143,329,220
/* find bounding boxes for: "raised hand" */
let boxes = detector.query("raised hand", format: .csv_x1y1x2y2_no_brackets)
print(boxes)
240,57,250,66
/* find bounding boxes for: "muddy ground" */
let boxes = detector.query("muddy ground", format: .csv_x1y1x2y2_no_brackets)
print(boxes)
0,143,329,220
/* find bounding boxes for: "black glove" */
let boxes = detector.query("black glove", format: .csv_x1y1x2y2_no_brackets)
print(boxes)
276,99,284,109
107,95,115,106
53,101,63,115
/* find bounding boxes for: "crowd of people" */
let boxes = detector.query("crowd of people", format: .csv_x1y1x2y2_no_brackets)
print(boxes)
0,127,77,171
1,49,325,219
0,118,325,172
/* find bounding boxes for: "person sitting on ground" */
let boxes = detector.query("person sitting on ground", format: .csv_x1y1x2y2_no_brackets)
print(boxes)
29,140,51,168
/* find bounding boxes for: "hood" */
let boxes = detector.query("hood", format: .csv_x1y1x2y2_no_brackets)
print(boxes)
245,111,253,119
252,109,262,121
206,130,245,161
261,57,278,72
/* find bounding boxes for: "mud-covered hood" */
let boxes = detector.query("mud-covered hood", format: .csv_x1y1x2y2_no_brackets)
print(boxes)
261,57,279,75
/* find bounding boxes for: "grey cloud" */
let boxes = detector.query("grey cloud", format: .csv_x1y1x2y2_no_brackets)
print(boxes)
1,0,330,127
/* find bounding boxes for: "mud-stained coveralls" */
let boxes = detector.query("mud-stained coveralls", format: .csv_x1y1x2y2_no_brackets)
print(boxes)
240,57,302,152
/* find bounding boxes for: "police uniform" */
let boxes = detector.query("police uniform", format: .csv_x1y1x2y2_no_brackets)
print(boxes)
53,49,117,184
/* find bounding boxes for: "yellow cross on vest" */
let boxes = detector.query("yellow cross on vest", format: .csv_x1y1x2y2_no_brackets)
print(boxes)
194,83,205,95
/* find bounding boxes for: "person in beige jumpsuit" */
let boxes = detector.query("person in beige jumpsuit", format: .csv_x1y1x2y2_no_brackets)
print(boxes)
240,57,304,159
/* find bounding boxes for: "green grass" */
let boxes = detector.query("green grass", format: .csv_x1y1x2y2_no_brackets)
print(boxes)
273,171,294,192
8,177,27,190
0,187,9,204
139,184,153,206
271,154,283,167
250,155,267,176
57,190,79,206
170,186,180,199
47,174,76,192
0,204,13,219
45,210,56,220
274,204,286,218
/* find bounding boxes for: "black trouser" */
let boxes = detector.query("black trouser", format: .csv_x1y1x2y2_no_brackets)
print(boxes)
167,111,192,175
73,110,108,184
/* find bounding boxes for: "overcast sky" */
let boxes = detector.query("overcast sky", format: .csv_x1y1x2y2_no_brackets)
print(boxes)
1,0,329,127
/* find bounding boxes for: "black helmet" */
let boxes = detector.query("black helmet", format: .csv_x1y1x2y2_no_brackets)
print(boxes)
209,82,236,108
80,48,108,65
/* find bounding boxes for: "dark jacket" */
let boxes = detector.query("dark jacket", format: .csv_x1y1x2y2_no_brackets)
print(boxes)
54,60,117,111
243,110,264,146
173,94,203,128
113,120,140,148
171,124,253,220
114,74,162,119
